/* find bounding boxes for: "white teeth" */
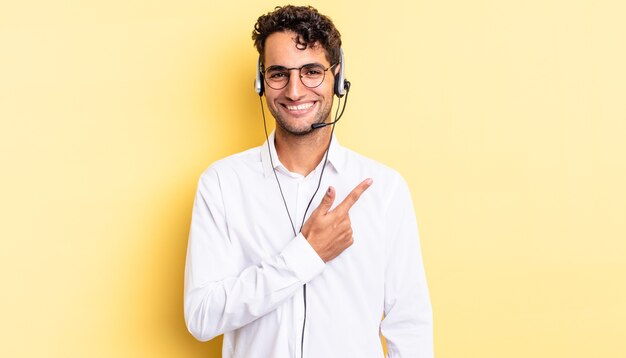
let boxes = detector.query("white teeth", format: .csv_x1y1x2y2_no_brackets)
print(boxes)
286,103,314,111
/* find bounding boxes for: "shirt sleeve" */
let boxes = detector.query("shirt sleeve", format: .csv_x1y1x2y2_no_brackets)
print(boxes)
183,167,326,342
380,176,433,357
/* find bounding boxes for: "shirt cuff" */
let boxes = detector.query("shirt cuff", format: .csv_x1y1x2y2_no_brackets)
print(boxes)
281,233,326,283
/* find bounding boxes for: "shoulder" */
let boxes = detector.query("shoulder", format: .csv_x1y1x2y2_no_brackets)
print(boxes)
197,146,263,188
336,146,415,214
339,146,407,188
202,146,262,175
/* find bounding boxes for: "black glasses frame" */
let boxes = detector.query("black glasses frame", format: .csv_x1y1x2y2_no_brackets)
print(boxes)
262,63,337,90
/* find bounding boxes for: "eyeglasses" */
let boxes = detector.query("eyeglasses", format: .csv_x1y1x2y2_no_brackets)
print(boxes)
262,63,337,90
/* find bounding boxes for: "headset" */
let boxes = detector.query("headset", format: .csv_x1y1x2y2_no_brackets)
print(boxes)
255,48,348,98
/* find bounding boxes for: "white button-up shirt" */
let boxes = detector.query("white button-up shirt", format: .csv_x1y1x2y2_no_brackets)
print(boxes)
184,133,433,357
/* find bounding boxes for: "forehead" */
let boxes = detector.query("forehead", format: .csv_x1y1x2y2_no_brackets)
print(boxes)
263,31,329,67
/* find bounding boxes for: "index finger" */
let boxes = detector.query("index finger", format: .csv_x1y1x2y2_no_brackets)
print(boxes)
334,178,373,213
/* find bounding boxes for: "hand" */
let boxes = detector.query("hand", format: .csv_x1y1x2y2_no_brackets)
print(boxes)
301,178,373,263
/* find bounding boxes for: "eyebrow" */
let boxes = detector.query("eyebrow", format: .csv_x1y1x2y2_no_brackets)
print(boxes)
264,62,325,71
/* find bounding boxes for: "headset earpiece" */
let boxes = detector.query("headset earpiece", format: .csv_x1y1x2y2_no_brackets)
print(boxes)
334,48,348,98
254,57,264,96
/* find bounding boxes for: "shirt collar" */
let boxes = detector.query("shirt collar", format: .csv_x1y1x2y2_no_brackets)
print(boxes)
260,131,346,177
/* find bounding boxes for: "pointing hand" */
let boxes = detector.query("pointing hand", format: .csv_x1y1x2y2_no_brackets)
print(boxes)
301,178,373,263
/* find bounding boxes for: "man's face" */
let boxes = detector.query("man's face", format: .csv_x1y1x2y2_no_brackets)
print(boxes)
263,31,335,136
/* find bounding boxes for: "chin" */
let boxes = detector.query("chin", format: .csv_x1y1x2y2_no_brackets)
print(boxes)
271,113,315,137
276,121,316,136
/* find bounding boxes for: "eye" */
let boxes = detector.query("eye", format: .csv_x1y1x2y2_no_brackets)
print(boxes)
302,66,324,77
268,70,288,79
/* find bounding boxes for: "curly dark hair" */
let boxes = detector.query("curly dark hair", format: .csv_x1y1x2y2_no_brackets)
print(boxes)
252,5,342,66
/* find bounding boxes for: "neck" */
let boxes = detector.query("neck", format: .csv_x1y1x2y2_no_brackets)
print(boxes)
274,126,332,176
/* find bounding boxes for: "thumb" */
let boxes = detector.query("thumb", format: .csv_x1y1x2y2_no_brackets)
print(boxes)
316,186,336,214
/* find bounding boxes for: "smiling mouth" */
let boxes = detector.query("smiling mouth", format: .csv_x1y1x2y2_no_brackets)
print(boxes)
283,102,315,111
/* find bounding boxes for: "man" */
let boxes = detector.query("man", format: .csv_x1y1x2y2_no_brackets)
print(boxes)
184,5,433,357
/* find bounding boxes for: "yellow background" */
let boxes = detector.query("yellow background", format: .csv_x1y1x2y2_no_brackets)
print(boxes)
1,0,624,357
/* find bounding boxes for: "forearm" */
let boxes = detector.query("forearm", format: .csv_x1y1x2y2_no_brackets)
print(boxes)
381,242,433,357
184,234,324,341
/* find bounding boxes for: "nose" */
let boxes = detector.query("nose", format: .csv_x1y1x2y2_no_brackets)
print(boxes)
284,69,305,100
